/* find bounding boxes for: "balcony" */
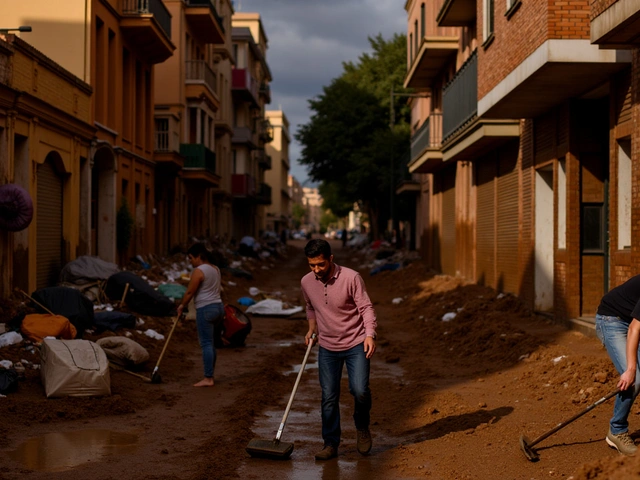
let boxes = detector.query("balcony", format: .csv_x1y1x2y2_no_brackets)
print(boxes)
179,143,220,186
231,173,256,197
408,113,443,174
403,36,459,89
259,82,271,103
154,127,183,172
395,153,420,195
232,68,259,107
121,0,175,64
591,0,640,48
443,51,477,141
185,60,220,110
185,0,225,44
255,149,272,170
478,40,631,119
232,126,257,149
257,118,274,143
256,183,272,205
437,0,476,27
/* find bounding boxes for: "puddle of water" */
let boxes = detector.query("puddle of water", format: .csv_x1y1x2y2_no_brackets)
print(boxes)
286,362,318,375
8,429,138,472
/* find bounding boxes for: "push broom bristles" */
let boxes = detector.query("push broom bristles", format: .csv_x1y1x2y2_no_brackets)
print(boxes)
246,438,294,459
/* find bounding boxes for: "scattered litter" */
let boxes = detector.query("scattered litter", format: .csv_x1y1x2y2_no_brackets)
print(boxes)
249,287,261,296
0,360,12,369
519,353,530,361
230,261,242,268
144,329,165,340
125,332,132,337
392,297,403,304
457,307,463,312
0,332,23,348
419,315,424,320
442,312,457,322
261,266,269,270
238,297,256,306
552,355,567,365
136,318,145,327
245,299,303,316
228,281,237,286
497,293,505,299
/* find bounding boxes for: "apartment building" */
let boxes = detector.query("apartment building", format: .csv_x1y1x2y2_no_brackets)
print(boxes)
230,13,273,240
154,0,233,251
264,110,291,235
302,187,322,234
404,0,633,328
0,34,94,295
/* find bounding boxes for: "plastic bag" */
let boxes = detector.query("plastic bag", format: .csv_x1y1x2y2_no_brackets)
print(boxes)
0,368,19,394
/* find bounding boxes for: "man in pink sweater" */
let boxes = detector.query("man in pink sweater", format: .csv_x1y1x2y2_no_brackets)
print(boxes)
302,239,377,460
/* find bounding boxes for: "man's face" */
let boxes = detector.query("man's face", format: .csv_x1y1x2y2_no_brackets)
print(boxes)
307,253,334,282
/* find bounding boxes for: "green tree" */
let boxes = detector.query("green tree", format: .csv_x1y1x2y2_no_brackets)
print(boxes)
295,33,410,239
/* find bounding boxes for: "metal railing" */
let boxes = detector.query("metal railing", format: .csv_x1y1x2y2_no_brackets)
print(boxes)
122,0,172,39
179,143,216,174
185,60,217,95
442,50,477,141
256,182,272,205
186,0,225,33
410,112,443,162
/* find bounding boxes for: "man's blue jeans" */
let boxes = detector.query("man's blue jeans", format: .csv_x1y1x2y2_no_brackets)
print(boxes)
196,302,225,378
595,313,640,434
318,343,371,448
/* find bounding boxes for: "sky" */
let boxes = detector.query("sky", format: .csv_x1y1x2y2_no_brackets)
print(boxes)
233,0,406,187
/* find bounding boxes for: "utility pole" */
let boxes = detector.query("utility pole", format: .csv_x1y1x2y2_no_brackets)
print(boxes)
388,87,430,243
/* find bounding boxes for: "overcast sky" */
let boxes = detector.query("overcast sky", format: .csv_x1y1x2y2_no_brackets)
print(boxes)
234,0,406,186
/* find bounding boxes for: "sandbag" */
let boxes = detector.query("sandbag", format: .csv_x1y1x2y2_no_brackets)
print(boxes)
20,314,77,343
105,271,176,317
40,339,110,398
31,286,95,335
0,183,33,232
94,311,136,332
96,336,149,367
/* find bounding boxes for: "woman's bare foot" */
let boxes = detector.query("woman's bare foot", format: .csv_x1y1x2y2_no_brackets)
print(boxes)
193,378,215,387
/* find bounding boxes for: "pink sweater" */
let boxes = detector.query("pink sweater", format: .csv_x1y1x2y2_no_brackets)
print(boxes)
301,264,377,351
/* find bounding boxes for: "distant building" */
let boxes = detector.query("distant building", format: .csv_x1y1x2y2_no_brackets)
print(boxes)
264,110,291,234
302,187,322,233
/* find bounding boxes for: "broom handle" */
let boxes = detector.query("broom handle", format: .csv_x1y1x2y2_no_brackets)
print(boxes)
151,314,182,376
275,333,317,442
528,388,620,448
17,289,55,316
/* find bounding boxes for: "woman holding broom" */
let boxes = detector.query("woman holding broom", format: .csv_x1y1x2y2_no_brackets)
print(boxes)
177,243,225,387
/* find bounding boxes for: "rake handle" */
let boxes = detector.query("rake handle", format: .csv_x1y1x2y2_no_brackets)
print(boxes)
275,333,316,442
528,388,620,448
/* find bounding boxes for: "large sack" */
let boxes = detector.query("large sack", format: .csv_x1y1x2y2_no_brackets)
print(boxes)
105,271,176,317
20,314,77,343
59,256,119,285
40,339,110,398
96,336,149,367
31,286,95,335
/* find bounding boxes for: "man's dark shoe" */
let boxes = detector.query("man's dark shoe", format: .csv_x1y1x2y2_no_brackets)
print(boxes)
315,445,338,460
357,429,372,454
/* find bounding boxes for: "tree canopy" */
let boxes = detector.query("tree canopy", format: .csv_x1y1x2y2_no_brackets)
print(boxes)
295,33,411,239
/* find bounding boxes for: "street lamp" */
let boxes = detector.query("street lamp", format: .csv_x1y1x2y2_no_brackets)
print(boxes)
0,26,32,34
388,86,430,243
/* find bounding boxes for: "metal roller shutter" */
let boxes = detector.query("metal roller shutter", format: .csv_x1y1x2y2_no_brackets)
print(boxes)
440,166,456,276
496,142,519,294
36,161,63,290
476,157,495,287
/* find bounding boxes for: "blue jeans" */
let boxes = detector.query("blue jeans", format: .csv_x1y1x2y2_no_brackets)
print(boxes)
196,303,225,378
318,343,371,447
595,313,640,434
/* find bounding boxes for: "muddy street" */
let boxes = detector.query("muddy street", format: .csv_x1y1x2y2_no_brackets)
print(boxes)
1,239,640,479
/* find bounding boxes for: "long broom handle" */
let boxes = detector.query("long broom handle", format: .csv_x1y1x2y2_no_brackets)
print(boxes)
528,388,620,448
275,333,317,442
151,314,183,376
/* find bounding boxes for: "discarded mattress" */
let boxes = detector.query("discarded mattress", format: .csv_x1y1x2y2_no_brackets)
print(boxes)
40,338,110,398
245,299,303,317
20,314,77,343
93,311,137,332
96,336,149,367
105,271,176,317
0,183,33,232
31,286,95,335
59,255,119,285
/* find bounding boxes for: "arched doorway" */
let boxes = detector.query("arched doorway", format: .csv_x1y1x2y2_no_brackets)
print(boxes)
36,153,64,289
92,146,116,262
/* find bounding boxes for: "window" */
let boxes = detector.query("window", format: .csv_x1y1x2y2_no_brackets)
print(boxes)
409,33,413,61
414,20,418,56
618,139,631,249
420,3,425,38
582,204,605,253
483,0,494,44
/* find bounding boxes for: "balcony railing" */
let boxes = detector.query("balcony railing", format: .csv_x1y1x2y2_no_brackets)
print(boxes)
186,0,225,33
256,182,272,205
395,152,415,187
442,50,477,141
255,149,272,169
179,143,216,174
185,60,217,94
232,68,259,106
122,0,172,39
410,112,443,162
231,173,256,197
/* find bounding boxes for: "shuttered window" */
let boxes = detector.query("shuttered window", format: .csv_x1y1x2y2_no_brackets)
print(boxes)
36,160,63,290
496,142,519,293
476,158,495,287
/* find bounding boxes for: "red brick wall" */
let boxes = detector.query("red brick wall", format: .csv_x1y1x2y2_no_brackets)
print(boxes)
590,0,619,20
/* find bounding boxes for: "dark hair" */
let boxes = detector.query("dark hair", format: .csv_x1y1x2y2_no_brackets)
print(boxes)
187,243,214,263
304,239,331,259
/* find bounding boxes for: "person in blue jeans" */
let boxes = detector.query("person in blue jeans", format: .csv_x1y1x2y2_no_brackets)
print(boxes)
596,274,640,455
177,243,225,387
